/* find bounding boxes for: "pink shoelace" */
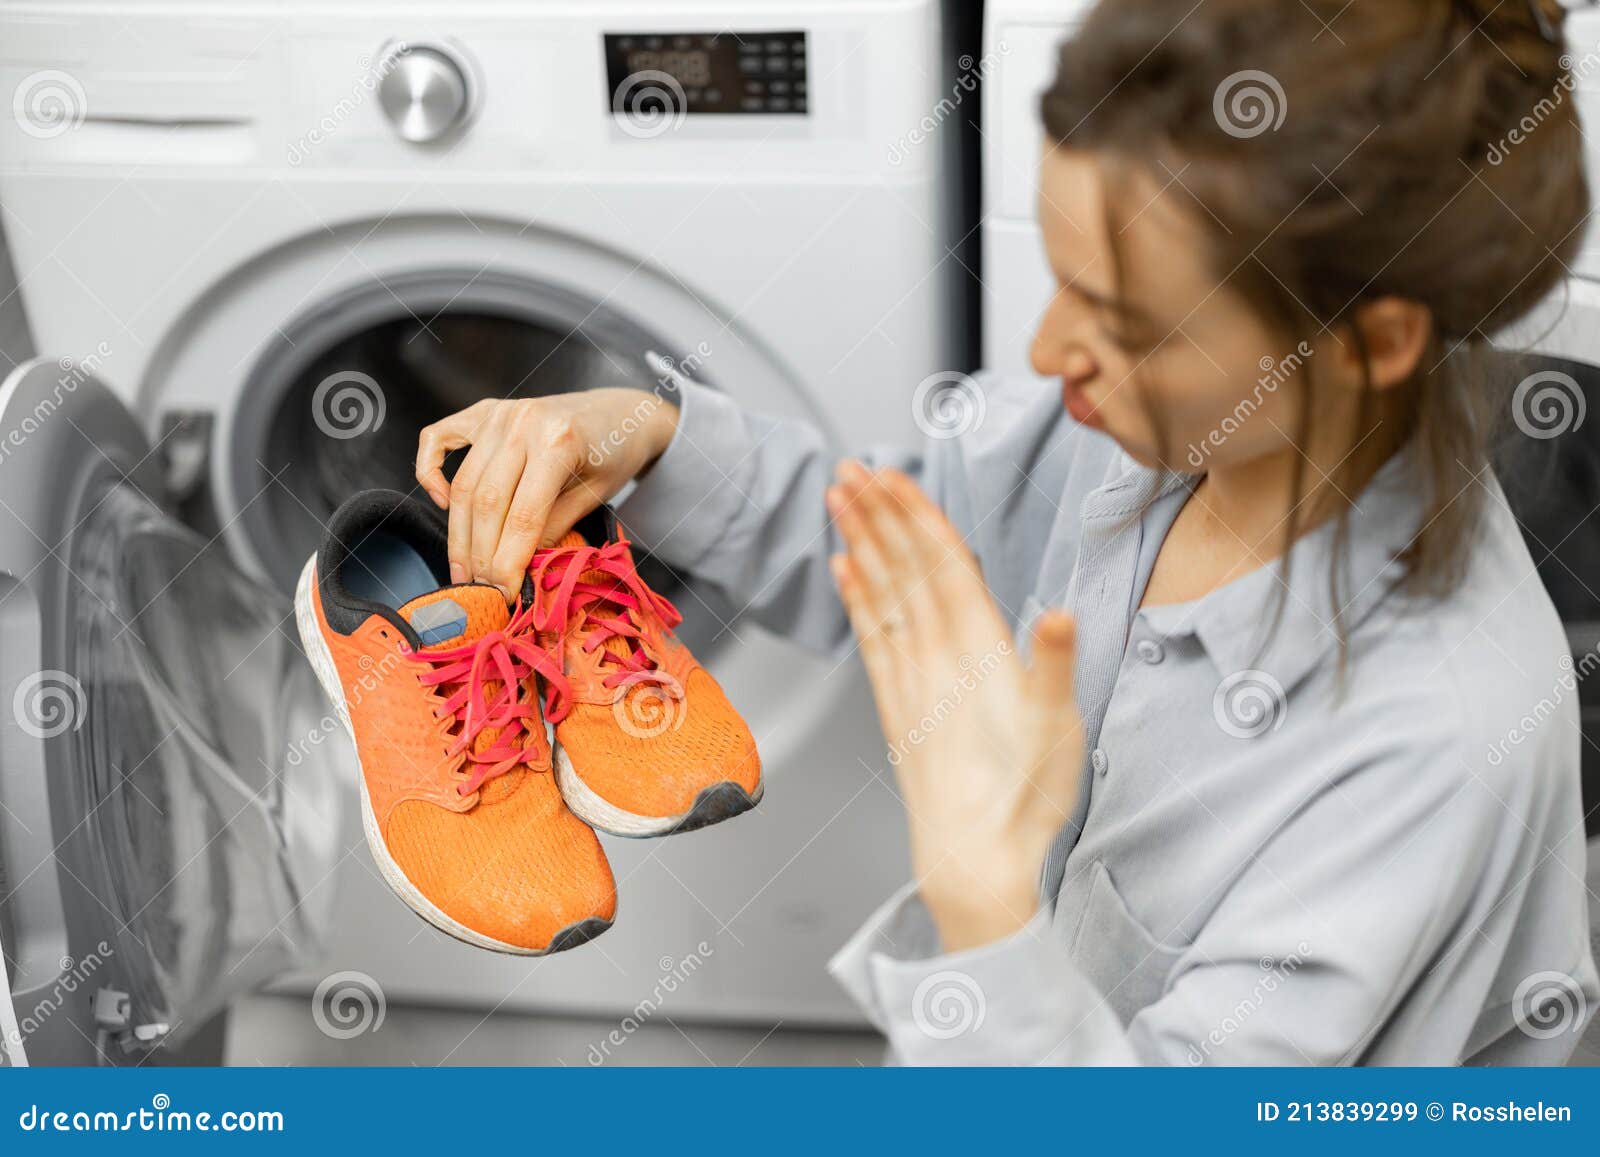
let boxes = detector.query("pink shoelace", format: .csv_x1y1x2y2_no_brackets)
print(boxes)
408,609,570,796
528,539,685,694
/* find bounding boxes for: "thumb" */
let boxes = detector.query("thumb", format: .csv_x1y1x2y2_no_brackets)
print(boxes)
1026,611,1077,710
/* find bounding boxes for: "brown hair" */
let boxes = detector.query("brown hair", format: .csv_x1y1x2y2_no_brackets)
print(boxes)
1040,0,1588,629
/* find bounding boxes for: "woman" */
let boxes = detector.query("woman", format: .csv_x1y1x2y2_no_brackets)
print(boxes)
414,0,1598,1063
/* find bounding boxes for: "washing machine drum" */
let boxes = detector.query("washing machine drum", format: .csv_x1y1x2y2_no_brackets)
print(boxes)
235,309,726,652
0,359,344,1066
258,314,630,522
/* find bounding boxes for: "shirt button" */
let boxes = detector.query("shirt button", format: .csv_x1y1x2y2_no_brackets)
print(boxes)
1135,638,1165,664
1091,748,1109,776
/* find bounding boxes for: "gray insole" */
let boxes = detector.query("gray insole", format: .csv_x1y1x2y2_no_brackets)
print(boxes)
344,531,442,610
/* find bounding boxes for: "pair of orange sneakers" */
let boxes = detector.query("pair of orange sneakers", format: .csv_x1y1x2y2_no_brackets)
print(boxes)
295,490,761,955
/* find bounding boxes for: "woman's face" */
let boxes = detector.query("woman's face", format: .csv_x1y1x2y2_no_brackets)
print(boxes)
1029,147,1309,472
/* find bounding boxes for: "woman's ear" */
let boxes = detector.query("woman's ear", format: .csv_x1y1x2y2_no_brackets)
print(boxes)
1328,297,1434,391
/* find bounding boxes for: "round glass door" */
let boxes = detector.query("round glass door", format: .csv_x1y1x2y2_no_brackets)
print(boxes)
65,474,345,1054
234,277,737,657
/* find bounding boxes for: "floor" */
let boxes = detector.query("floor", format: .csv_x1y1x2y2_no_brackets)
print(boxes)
224,995,885,1067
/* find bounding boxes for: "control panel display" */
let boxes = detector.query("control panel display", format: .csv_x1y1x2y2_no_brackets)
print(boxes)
604,32,808,116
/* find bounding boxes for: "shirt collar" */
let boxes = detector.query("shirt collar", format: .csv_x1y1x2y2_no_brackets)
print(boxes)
1133,445,1425,691
1083,446,1191,519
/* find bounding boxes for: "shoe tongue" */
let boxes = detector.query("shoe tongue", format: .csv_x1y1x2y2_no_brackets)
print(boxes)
398,585,509,650
545,531,652,669
553,529,587,550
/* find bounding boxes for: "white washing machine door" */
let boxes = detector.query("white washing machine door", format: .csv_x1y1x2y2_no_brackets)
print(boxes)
0,358,345,1065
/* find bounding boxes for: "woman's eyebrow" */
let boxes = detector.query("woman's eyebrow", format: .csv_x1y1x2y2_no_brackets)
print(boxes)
1059,276,1161,330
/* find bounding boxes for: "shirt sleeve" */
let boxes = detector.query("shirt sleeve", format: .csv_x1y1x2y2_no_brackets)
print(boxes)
613,372,1099,655
610,378,926,656
829,710,1599,1065
829,884,1141,1064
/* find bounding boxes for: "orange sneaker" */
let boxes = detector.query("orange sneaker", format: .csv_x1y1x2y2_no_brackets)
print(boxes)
528,525,762,837
295,490,615,954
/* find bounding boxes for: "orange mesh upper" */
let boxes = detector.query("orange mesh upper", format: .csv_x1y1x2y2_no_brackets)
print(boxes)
312,574,612,950
385,771,616,949
531,531,763,820
556,667,761,818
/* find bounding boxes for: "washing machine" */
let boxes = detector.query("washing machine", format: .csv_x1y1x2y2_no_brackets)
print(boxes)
0,0,975,1043
0,352,347,1066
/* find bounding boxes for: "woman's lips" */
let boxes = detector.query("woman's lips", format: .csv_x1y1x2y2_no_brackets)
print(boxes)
1062,380,1104,429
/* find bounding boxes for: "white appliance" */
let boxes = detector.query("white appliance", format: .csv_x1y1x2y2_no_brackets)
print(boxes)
0,0,974,1053
980,0,1098,376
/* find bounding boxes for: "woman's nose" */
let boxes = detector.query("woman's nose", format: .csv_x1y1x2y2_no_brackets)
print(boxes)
1031,330,1098,385
1060,346,1097,386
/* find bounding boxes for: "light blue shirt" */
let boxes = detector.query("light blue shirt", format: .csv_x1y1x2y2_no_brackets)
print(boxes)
615,372,1599,1064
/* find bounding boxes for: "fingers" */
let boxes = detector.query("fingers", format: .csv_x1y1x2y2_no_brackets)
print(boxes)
881,467,972,562
1026,611,1077,712
1023,610,1084,814
419,390,677,595
543,478,610,546
485,453,581,597
830,552,910,736
832,462,1006,652
447,434,498,585
827,462,897,614
415,403,490,509
828,460,992,685
468,436,530,589
852,465,930,576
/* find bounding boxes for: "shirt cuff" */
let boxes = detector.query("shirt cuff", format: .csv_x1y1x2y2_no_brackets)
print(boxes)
829,885,1111,1065
827,882,942,1034
611,379,751,572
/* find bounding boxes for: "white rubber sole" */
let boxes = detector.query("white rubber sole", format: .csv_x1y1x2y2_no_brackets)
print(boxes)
294,555,602,957
553,742,764,838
